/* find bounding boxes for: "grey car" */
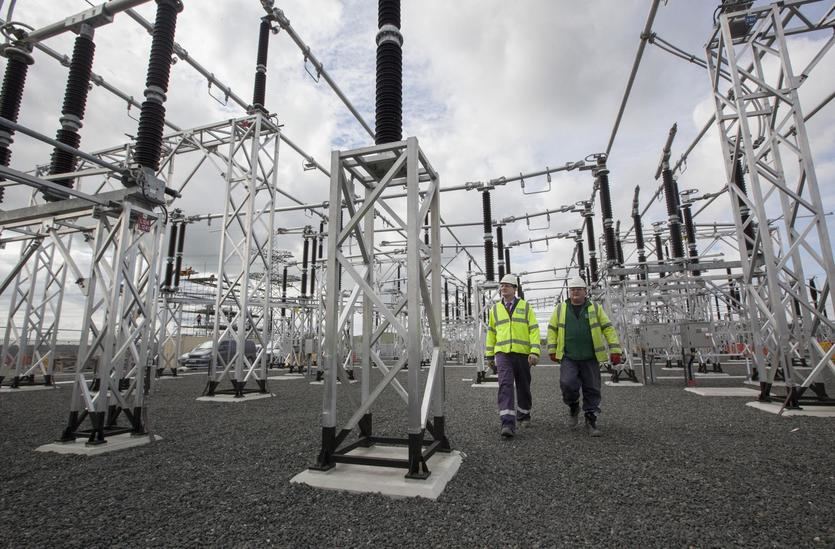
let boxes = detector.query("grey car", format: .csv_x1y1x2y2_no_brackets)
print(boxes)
178,339,257,369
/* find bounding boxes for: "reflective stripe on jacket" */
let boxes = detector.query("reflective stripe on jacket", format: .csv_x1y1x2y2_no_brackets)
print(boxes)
485,299,540,358
546,300,621,362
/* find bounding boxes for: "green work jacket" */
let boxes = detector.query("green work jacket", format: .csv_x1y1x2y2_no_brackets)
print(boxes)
546,299,621,362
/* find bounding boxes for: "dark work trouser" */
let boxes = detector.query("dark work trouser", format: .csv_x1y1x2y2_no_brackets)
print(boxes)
496,352,532,430
559,357,602,415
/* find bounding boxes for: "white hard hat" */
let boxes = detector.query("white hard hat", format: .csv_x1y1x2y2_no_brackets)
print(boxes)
499,274,518,287
567,277,587,289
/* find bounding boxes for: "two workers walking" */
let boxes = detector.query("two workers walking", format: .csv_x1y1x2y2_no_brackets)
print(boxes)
485,274,621,438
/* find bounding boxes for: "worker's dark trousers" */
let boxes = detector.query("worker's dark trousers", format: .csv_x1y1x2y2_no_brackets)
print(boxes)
559,357,602,415
496,352,532,431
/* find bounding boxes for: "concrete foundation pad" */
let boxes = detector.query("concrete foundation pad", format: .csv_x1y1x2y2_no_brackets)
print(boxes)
267,375,305,381
461,378,473,382
744,380,788,388
604,381,643,387
685,387,760,397
1,384,58,393
36,433,162,456
291,446,463,500
309,380,359,386
196,393,275,403
470,381,499,388
155,376,183,381
746,401,835,417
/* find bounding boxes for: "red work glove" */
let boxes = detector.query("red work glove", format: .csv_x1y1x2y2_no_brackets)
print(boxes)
610,353,622,365
549,354,557,362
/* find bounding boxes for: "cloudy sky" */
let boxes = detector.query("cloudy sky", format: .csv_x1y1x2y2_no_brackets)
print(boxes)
1,0,833,334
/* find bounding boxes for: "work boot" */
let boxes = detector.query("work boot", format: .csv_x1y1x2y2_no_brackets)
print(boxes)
519,416,532,428
568,403,580,429
501,425,514,438
585,412,601,437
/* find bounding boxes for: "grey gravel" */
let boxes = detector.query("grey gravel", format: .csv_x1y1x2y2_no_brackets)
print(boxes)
1,362,834,548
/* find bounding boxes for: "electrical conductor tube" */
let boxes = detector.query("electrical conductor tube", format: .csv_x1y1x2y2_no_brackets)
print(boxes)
632,186,646,279
584,207,599,283
251,17,270,112
172,221,186,288
444,279,449,320
575,235,586,276
655,230,665,279
504,248,511,279
300,233,310,297
482,190,495,282
595,157,617,265
681,202,700,275
163,222,179,289
281,266,288,317
662,168,685,259
732,157,756,256
496,225,505,280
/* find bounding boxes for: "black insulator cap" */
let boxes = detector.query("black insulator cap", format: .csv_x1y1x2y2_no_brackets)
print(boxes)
0,57,31,202
375,42,402,144
44,35,96,200
134,100,167,171
133,0,182,174
62,35,95,119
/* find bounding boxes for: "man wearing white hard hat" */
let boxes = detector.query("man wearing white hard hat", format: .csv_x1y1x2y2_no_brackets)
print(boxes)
485,273,541,438
546,276,621,437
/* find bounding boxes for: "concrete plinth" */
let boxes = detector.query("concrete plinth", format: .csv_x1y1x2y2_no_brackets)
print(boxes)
685,387,760,397
604,380,643,387
471,381,499,388
291,445,463,500
746,401,835,417
196,393,275,403
1,384,58,393
36,433,162,456
267,374,305,381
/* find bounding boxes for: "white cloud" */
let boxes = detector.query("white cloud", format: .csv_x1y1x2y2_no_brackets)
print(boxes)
1,0,833,331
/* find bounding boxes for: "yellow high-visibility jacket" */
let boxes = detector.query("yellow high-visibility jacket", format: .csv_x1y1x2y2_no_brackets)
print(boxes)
546,300,621,362
485,299,540,358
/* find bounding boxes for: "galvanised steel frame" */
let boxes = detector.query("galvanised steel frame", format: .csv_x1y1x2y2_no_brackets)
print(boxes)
1,216,71,388
707,0,835,404
205,113,277,398
61,197,163,443
313,137,449,478
473,281,498,384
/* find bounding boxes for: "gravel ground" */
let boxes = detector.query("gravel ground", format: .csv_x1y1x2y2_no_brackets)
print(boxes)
1,362,834,548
